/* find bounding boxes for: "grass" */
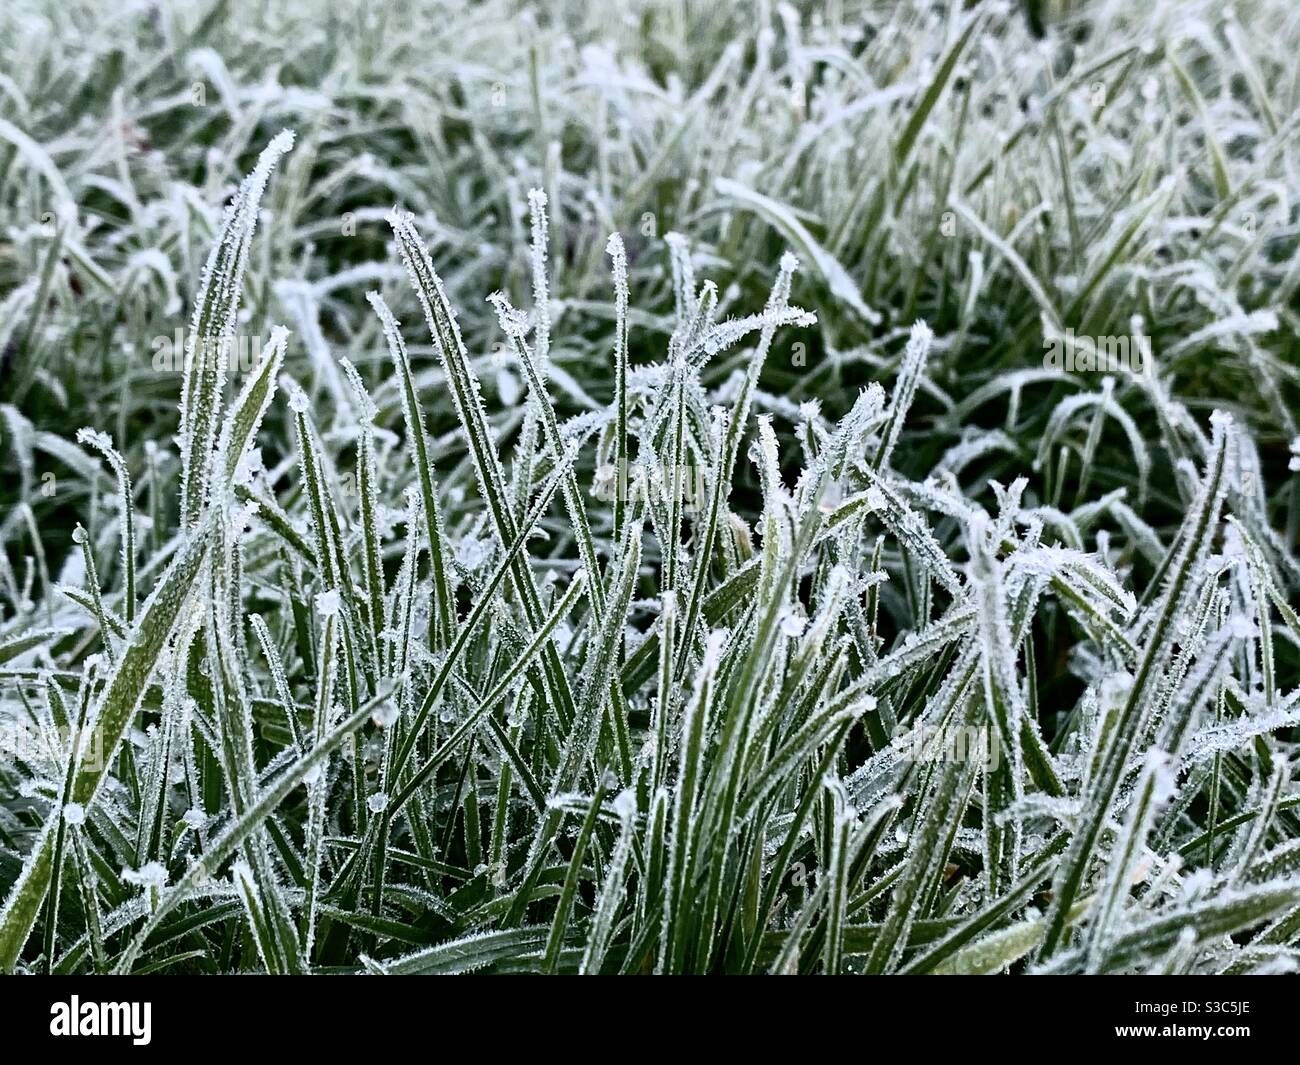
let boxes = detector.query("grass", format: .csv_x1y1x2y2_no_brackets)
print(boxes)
1,0,1299,974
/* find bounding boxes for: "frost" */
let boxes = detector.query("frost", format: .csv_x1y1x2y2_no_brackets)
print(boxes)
612,788,637,821
1100,670,1133,705
455,534,493,572
286,381,310,414
779,609,807,638
4,8,1298,979
123,862,168,890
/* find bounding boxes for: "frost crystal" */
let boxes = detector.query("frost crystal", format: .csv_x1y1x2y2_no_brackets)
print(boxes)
123,862,168,890
6,14,1299,979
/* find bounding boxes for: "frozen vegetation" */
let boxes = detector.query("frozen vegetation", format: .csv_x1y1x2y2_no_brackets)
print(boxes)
1,0,1300,974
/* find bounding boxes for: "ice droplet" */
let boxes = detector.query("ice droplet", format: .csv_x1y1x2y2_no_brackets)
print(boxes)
62,802,86,826
367,792,388,813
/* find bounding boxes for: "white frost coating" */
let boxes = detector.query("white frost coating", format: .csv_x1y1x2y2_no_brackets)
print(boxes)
371,700,399,728
526,188,551,369
1208,408,1234,431
488,291,531,338
455,534,493,571
338,356,378,424
178,130,294,526
285,379,310,414
878,320,932,470
700,307,817,357
7,24,1299,979
612,788,637,821
123,862,168,890
779,609,807,638
701,627,728,672
232,445,264,488
1099,670,1133,706
1145,750,1177,806
605,231,626,261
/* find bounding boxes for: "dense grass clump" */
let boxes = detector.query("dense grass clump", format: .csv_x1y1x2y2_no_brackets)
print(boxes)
2,0,1300,974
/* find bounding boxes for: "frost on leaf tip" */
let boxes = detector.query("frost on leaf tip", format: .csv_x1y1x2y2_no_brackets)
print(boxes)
265,128,296,158
284,377,310,414
338,356,377,424
488,292,530,338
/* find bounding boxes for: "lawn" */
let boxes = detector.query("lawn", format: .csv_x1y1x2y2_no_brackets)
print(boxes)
1,0,1299,974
